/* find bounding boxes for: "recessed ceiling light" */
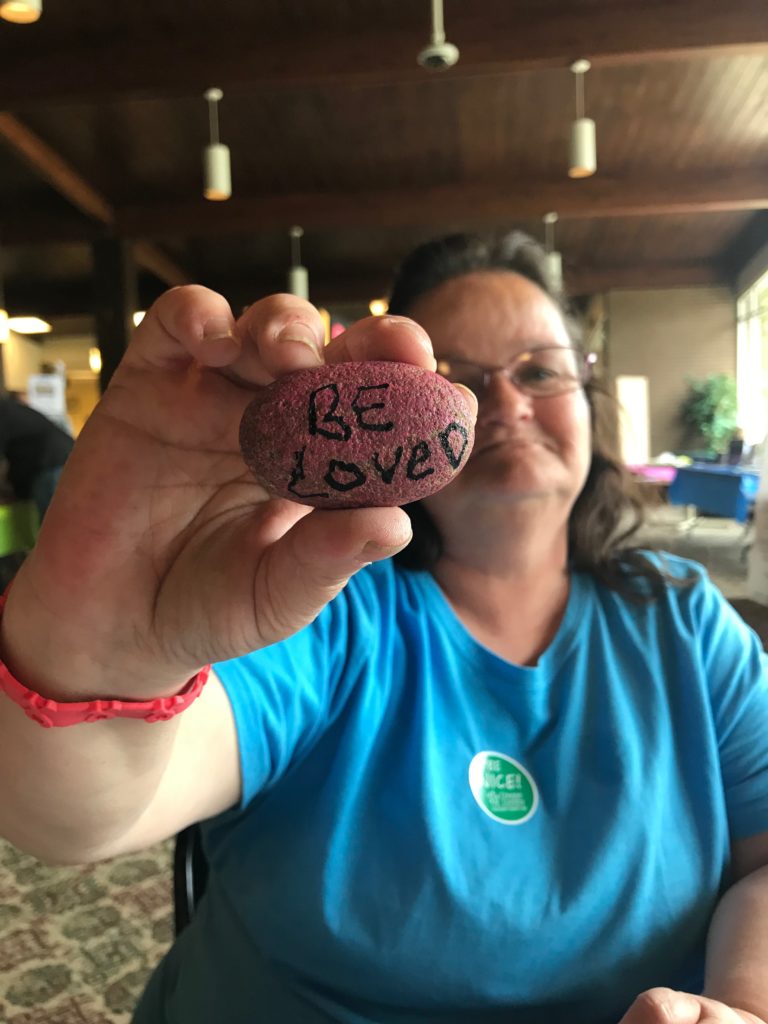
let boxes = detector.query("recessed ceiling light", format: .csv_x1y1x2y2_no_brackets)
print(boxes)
7,316,52,334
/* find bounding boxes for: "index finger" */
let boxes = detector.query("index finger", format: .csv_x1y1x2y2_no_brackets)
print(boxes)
325,314,436,371
231,294,326,384
125,285,240,372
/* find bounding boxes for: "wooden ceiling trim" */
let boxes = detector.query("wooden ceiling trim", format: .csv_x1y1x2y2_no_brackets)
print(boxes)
0,113,190,286
0,0,765,106
113,173,768,238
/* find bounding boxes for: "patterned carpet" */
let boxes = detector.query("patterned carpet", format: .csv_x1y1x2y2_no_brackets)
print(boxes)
0,837,173,1023
0,509,764,1023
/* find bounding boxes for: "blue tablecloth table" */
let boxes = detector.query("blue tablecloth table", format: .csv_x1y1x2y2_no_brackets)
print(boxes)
667,463,759,523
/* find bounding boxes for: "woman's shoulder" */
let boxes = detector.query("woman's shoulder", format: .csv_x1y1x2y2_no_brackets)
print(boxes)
633,549,709,586
582,548,716,615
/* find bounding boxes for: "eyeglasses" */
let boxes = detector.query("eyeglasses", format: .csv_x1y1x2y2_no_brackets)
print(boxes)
435,346,592,400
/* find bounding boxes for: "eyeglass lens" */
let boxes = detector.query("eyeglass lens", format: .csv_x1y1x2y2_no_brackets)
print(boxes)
437,348,586,397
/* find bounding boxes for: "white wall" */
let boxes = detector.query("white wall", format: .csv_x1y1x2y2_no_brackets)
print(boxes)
607,287,737,455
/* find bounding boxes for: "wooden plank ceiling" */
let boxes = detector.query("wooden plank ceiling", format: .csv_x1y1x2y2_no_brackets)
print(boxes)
0,0,766,325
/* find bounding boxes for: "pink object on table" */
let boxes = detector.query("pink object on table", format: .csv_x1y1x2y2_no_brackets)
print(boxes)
627,465,678,485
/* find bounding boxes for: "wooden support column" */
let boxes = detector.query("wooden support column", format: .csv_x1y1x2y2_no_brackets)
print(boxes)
92,239,137,393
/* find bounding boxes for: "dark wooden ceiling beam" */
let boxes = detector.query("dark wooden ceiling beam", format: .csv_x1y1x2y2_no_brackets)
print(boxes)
0,113,112,222
113,173,768,239
567,261,725,294
150,261,732,308
6,259,725,317
0,113,190,287
0,214,107,246
5,276,171,319
0,0,765,106
169,259,731,303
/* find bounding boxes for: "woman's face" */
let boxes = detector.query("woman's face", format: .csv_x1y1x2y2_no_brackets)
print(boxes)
408,270,592,516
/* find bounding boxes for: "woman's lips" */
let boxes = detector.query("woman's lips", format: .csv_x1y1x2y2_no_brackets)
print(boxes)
472,428,546,455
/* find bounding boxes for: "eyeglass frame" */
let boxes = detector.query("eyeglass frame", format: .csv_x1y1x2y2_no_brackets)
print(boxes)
435,345,594,400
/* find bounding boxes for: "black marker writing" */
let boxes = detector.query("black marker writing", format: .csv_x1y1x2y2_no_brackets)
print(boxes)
308,384,352,442
372,446,404,484
438,422,469,469
288,447,330,498
351,384,394,432
324,460,367,492
406,441,434,481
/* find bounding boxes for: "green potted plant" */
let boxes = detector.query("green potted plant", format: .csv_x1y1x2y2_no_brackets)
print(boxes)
679,374,738,457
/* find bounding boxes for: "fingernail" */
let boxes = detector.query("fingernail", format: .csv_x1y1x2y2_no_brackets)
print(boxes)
453,383,478,417
277,324,323,364
381,316,433,355
203,315,236,341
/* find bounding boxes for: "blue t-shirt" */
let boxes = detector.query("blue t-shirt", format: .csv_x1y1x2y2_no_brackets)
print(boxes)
133,555,768,1024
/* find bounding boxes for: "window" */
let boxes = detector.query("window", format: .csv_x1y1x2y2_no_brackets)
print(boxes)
737,268,768,446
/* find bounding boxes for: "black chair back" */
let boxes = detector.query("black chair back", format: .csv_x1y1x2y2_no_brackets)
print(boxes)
173,823,210,936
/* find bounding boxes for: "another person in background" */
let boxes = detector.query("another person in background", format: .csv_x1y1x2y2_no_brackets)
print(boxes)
0,233,767,1024
0,391,74,522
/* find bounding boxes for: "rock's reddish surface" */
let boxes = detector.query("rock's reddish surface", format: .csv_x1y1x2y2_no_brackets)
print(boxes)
239,361,475,508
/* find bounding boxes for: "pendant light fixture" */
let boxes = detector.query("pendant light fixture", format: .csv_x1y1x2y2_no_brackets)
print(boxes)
568,59,597,179
203,88,231,201
417,0,459,70
0,0,41,23
543,212,563,291
287,226,309,300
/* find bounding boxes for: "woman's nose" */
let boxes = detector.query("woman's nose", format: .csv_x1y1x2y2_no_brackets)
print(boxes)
484,370,535,418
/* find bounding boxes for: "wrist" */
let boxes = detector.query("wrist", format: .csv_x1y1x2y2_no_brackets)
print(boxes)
1,569,200,704
0,584,210,727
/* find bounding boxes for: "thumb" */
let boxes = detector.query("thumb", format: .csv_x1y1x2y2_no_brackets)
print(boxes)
254,506,413,640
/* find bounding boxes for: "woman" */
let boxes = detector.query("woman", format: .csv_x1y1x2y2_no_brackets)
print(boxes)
0,233,766,1024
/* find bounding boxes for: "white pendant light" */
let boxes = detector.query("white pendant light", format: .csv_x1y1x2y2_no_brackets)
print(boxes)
417,0,459,70
287,226,309,300
543,212,563,291
568,59,597,179
203,88,231,201
0,0,41,23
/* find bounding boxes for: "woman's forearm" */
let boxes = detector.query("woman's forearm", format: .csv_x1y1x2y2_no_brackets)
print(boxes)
704,863,768,1019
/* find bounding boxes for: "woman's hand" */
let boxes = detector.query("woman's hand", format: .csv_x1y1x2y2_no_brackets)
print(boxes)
3,286,468,699
618,989,766,1024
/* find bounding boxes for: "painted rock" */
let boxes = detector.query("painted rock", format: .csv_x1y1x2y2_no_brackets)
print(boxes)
239,360,475,508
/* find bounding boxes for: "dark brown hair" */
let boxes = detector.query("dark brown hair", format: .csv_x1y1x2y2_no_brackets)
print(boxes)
388,231,681,600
